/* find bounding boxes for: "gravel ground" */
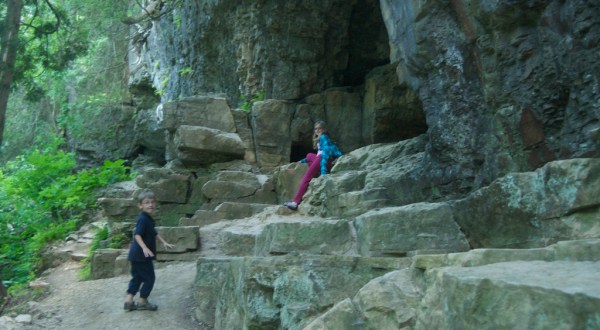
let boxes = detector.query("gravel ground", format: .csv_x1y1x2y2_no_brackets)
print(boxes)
3,260,208,330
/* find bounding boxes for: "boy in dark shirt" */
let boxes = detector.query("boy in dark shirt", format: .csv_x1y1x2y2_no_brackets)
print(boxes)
124,190,174,311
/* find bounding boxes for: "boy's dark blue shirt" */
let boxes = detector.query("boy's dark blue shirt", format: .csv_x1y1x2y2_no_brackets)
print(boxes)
128,211,158,262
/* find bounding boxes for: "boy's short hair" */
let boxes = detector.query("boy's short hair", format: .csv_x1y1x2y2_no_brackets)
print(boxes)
137,190,156,203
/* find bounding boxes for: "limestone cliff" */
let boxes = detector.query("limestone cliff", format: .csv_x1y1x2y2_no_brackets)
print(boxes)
126,0,599,200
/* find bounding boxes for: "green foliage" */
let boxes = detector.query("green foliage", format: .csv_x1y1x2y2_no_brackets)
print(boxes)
173,11,182,30
15,1,90,100
178,66,193,76
239,90,266,112
0,139,132,292
2,0,131,158
157,67,171,96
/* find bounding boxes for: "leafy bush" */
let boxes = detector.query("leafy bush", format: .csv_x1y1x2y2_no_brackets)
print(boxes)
0,138,131,292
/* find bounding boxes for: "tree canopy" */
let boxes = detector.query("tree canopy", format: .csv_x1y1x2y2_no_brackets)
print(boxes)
0,0,132,160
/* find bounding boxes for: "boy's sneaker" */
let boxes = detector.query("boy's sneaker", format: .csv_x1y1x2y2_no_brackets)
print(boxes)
137,302,158,311
123,301,137,311
283,201,298,210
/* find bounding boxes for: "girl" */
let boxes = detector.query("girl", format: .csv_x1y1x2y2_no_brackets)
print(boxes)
284,120,342,210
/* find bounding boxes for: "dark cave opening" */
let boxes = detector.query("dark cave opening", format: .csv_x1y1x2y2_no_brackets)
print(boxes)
290,144,314,163
344,0,391,86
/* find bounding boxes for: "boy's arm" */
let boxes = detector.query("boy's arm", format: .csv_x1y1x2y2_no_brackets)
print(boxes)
134,234,154,257
157,234,175,249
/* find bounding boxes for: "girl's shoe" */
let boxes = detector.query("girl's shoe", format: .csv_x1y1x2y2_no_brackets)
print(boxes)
283,201,298,210
137,302,158,311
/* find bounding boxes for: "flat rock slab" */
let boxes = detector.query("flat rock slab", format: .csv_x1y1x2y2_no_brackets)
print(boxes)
443,261,600,296
419,260,600,329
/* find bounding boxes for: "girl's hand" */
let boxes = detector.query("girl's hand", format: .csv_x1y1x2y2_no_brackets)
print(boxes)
163,242,175,250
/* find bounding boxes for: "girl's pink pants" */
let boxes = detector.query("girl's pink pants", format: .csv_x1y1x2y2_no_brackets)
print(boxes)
292,153,332,204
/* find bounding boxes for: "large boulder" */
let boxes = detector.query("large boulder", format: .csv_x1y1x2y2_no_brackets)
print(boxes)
272,162,308,203
301,135,430,218
193,255,410,329
201,171,262,200
307,239,600,330
156,226,199,253
305,269,420,330
97,197,139,223
250,99,295,169
160,95,236,133
416,260,600,329
452,158,600,248
354,203,470,257
91,249,127,279
171,126,246,166
135,168,191,204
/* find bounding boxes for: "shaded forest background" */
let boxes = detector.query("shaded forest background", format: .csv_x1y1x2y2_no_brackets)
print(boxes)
0,0,149,307
1,0,135,162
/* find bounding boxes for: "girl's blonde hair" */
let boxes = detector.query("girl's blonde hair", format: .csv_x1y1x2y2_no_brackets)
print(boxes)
313,120,328,149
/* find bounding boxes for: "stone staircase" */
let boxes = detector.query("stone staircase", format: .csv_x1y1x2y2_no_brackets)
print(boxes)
92,153,600,329
92,165,283,275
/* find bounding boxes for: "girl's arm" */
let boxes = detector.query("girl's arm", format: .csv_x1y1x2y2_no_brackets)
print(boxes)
319,135,331,175
319,134,342,175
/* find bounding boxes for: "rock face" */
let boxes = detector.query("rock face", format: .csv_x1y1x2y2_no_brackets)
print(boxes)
128,0,426,169
135,0,389,102
381,0,600,195
122,0,599,198
416,259,600,329
452,158,600,248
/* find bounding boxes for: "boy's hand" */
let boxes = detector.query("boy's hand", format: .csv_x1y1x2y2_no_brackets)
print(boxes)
163,242,175,250
142,247,154,257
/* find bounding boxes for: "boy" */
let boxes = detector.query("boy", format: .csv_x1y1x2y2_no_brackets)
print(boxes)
124,190,174,311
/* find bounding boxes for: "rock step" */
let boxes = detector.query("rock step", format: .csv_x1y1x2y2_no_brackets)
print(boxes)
199,170,277,205
298,239,600,330
198,202,470,258
180,202,275,227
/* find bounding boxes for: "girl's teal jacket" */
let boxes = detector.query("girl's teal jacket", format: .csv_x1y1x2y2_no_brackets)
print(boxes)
300,133,342,175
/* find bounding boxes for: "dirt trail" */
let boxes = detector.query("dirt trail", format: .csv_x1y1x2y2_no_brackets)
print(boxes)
11,260,205,330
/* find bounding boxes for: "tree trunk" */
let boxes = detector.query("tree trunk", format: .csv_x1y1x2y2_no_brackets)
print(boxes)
0,277,6,299
0,275,7,314
0,0,24,146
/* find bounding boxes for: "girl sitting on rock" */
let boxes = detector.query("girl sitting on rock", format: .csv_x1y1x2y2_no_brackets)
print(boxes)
284,120,342,210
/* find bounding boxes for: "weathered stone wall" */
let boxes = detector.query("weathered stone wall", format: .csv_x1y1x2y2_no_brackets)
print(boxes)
382,0,600,195
127,0,599,199
134,0,389,103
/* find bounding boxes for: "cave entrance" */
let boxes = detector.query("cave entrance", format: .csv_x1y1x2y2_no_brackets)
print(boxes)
290,144,313,163
343,0,390,86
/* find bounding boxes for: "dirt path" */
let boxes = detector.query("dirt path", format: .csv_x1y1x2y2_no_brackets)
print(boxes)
12,260,206,330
